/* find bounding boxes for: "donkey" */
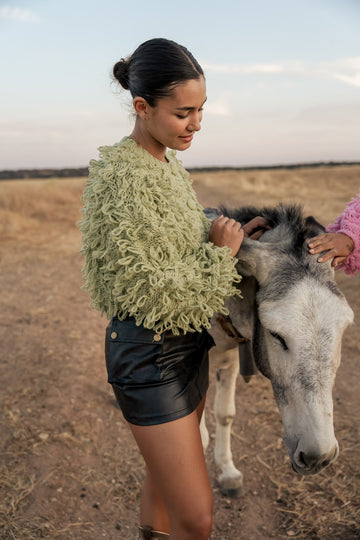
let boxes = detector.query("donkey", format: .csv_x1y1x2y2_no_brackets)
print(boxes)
201,204,354,497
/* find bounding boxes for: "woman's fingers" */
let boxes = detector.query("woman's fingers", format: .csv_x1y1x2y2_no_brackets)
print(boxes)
242,216,270,238
210,214,271,256
317,249,337,263
250,229,266,240
209,216,244,257
333,256,347,268
308,232,354,262
308,234,333,253
213,215,241,228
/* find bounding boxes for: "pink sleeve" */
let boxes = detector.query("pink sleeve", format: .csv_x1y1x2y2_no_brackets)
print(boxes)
326,192,360,275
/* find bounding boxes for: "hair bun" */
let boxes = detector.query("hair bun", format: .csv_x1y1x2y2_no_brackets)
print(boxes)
113,58,130,90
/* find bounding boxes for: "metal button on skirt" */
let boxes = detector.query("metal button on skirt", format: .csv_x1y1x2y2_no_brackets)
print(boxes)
105,317,215,426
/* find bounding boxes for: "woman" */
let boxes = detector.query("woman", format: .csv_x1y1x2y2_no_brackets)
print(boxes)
80,38,266,539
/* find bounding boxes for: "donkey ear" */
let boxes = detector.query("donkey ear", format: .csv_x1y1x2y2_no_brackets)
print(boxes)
236,239,276,285
305,216,326,239
235,241,257,277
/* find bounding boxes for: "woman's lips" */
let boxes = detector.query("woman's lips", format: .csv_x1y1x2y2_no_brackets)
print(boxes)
179,134,193,143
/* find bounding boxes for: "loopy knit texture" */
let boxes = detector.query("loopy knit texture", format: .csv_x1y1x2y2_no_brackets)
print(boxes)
326,191,360,275
80,137,241,334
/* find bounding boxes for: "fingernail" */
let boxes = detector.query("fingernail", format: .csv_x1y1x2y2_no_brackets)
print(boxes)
318,257,323,262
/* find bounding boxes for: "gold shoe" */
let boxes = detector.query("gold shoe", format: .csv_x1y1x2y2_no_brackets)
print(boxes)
138,525,169,539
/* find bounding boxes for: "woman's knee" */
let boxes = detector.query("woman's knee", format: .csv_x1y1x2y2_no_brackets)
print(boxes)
174,499,213,539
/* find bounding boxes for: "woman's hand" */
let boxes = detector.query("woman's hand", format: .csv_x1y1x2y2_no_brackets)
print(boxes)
209,216,244,257
242,216,270,239
209,215,270,257
308,232,354,267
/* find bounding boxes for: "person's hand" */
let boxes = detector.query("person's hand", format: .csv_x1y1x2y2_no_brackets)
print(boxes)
308,232,354,268
209,215,244,257
242,216,271,240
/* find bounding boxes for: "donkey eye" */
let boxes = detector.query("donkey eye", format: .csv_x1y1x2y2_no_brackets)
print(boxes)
270,331,288,351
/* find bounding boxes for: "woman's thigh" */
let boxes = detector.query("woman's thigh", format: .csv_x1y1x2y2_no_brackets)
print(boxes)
128,405,212,526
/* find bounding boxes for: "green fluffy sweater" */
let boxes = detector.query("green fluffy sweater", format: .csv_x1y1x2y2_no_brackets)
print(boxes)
80,137,241,334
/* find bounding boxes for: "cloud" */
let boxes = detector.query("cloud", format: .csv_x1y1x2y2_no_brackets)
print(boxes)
296,102,360,125
333,73,360,88
203,62,284,74
205,101,230,116
329,58,360,88
203,57,360,89
0,5,40,22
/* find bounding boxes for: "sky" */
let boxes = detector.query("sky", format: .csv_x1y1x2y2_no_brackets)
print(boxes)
0,0,359,169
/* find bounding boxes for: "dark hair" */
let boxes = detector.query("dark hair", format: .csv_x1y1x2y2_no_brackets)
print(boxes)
113,38,204,107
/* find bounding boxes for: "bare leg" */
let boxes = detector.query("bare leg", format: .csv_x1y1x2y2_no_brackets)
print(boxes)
130,397,212,540
140,466,170,533
139,397,207,533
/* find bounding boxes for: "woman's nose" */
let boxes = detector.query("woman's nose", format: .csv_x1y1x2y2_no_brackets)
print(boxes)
189,114,201,132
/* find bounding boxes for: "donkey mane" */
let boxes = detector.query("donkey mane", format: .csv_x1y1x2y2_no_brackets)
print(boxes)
220,203,324,256
217,203,342,301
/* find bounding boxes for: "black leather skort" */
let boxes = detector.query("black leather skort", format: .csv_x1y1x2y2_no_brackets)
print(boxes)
105,317,215,426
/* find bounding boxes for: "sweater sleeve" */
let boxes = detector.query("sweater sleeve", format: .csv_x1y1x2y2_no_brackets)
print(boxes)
326,192,360,275
80,158,241,335
110,196,241,334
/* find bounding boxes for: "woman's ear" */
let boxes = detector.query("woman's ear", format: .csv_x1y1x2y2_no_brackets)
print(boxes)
132,97,150,119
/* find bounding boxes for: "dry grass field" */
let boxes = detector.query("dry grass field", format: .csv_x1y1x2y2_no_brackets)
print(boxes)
0,166,359,539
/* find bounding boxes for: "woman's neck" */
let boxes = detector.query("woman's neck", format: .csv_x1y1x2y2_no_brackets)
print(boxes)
130,123,168,163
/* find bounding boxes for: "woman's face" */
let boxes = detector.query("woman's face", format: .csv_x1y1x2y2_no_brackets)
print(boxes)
139,76,207,158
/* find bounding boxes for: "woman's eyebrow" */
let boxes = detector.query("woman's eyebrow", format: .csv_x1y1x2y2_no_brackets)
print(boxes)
175,98,207,111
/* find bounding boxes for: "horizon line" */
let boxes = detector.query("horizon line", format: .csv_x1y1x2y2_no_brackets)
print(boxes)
0,159,360,180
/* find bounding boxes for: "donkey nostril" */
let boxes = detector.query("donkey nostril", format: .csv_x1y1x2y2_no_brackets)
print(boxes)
298,451,318,469
298,451,307,467
297,449,337,471
321,446,338,469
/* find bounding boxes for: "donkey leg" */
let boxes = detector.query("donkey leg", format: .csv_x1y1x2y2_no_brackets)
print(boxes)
199,414,209,453
214,352,244,498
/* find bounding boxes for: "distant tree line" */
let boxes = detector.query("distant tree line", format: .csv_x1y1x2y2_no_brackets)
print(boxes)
0,168,89,180
0,161,359,180
187,161,360,173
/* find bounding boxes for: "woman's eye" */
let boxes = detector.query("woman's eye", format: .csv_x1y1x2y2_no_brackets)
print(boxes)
269,331,288,351
176,107,203,119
